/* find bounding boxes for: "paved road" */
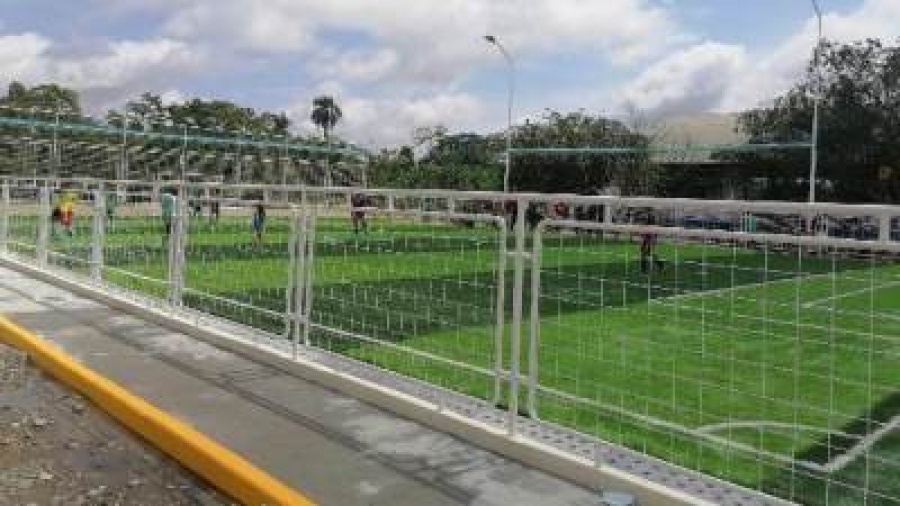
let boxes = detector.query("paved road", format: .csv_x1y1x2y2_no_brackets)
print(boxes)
0,266,602,506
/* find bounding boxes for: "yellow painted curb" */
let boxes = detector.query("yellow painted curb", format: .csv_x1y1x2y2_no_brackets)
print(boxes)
0,316,316,506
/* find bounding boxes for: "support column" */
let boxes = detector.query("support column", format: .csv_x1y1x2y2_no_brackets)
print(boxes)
168,187,187,307
37,186,50,267
879,212,892,243
0,184,9,255
507,199,527,437
91,190,105,283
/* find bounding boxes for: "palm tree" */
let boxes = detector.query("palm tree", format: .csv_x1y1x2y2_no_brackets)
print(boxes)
310,96,342,186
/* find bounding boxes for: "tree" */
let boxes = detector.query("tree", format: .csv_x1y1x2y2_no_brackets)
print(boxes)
107,95,292,137
738,38,900,202
1,82,81,115
310,96,342,185
310,96,342,142
511,110,652,194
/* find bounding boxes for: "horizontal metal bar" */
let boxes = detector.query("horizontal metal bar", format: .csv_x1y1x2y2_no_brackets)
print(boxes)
0,116,367,159
7,177,900,217
308,322,497,380
540,220,900,252
101,265,170,286
181,287,285,319
510,142,812,156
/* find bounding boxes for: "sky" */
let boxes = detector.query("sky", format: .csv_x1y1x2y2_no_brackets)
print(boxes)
0,0,897,147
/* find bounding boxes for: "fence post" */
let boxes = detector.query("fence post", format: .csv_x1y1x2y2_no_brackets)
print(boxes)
287,206,309,359
507,199,527,437
526,222,544,418
301,208,317,348
879,212,892,243
90,190,105,284
36,186,50,267
0,183,9,255
285,207,298,341
168,187,187,307
492,220,508,406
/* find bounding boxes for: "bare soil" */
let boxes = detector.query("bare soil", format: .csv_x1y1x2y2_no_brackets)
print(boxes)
0,343,235,506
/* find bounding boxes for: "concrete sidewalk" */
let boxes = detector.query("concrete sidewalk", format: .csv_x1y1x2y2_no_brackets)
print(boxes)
0,266,602,506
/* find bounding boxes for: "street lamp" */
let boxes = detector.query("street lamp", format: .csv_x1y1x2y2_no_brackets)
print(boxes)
808,0,823,207
51,102,65,179
180,118,196,182
485,35,516,193
119,111,138,181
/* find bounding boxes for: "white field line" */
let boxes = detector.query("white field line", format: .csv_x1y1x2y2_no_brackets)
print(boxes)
652,269,900,475
654,271,834,303
801,280,900,309
696,417,900,475
695,420,858,439
825,415,900,473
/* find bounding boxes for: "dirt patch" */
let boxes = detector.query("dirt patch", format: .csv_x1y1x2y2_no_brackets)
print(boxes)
0,343,236,506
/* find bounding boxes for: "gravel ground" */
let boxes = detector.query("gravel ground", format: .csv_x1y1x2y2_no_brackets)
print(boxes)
0,342,235,506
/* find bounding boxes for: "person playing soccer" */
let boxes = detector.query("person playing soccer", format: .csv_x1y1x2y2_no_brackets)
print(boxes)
553,201,570,219
210,199,220,228
640,232,658,274
639,216,664,275
161,190,176,240
504,200,518,230
350,193,368,235
251,203,266,246
59,197,75,236
105,192,118,221
50,203,62,237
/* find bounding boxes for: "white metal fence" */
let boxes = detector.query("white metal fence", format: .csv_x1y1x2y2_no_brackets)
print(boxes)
2,177,899,506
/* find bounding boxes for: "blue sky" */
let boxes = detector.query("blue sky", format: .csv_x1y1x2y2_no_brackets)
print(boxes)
0,0,896,146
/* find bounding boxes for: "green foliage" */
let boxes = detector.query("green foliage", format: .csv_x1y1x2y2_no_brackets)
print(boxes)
370,155,502,191
310,95,342,141
371,110,660,193
1,81,81,115
511,110,653,194
106,93,291,137
739,38,900,202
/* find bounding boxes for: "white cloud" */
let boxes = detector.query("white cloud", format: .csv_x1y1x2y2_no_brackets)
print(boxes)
0,33,52,87
0,33,201,113
164,0,314,54
288,92,485,147
54,39,197,89
619,0,900,119
318,49,400,83
4,0,897,149
151,0,679,84
618,42,746,118
160,89,187,106
723,0,900,111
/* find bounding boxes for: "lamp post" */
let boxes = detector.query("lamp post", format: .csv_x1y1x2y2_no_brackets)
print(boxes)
119,112,135,182
236,126,246,184
181,124,188,182
808,0,823,207
51,104,60,178
485,35,516,193
180,118,197,182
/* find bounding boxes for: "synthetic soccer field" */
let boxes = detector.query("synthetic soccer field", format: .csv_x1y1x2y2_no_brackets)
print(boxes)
19,213,900,505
